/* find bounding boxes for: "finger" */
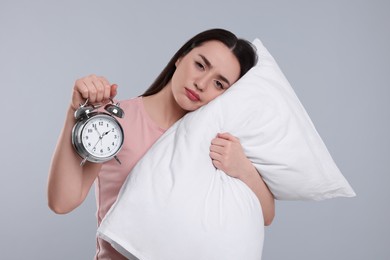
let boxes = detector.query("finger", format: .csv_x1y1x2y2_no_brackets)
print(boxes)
74,78,89,99
211,158,224,171
217,132,238,142
209,150,224,161
209,144,225,155
99,77,112,101
72,79,89,110
211,159,220,169
211,137,229,147
81,76,98,103
92,77,106,102
110,84,118,99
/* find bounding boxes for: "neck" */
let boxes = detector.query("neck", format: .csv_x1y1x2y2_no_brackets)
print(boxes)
142,83,187,130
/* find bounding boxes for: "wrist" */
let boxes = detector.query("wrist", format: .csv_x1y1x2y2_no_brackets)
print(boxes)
66,105,78,123
237,161,258,181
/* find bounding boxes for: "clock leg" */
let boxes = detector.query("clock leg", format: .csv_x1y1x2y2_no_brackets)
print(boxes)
114,156,121,165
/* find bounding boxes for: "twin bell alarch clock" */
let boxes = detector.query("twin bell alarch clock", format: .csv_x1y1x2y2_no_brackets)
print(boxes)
71,99,125,166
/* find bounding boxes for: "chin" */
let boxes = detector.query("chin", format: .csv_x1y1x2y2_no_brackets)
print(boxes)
177,98,201,112
182,105,199,112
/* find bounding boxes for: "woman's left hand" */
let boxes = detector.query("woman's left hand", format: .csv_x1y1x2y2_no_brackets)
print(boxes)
209,132,254,178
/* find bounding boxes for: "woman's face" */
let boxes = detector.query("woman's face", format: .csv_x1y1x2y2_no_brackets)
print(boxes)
170,40,241,111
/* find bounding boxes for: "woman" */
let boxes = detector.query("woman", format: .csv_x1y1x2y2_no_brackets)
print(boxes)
48,28,275,259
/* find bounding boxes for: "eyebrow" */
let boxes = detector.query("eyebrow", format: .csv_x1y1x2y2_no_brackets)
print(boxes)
199,54,232,86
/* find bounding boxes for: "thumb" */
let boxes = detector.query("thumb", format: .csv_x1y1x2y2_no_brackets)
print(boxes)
110,84,118,98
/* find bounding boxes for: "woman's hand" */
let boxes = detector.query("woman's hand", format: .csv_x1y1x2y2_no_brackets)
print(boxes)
209,132,275,226
209,132,254,179
71,74,118,110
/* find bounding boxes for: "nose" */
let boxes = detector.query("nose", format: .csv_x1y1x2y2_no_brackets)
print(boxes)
194,74,209,92
194,82,203,92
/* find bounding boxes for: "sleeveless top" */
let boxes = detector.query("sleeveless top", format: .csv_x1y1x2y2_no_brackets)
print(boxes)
94,97,165,260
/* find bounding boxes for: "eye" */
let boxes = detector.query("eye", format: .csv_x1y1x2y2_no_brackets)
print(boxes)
195,61,205,71
214,80,225,90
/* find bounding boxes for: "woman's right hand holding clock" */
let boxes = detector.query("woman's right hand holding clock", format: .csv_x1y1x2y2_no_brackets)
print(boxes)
71,74,118,111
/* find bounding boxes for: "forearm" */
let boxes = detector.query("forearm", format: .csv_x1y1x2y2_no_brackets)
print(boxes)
238,164,275,226
47,106,101,214
209,132,275,225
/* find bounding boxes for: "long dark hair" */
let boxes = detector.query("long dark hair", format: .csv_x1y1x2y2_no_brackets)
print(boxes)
141,28,257,97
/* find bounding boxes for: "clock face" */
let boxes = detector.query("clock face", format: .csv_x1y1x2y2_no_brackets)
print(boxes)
81,115,123,158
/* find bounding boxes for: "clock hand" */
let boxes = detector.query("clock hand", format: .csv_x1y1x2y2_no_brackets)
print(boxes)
91,136,102,150
94,125,103,145
93,130,111,148
102,130,111,137
94,125,102,136
98,130,112,147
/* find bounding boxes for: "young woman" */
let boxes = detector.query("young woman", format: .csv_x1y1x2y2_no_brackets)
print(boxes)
47,28,275,259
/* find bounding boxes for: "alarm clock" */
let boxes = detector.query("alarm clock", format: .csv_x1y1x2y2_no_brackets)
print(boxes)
71,99,125,166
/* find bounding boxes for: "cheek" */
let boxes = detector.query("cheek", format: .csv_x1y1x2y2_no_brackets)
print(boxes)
174,60,191,79
171,66,187,90
169,75,181,98
203,89,225,104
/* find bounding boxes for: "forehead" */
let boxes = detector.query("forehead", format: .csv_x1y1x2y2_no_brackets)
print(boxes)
189,41,241,84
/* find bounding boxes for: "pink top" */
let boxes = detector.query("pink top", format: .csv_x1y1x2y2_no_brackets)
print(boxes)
94,97,165,260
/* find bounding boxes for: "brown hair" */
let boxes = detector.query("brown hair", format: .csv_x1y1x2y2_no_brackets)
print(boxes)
142,28,257,97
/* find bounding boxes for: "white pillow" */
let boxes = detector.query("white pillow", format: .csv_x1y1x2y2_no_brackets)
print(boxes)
218,38,356,200
97,39,355,260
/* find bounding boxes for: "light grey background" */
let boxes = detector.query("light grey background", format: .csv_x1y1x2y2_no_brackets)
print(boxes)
1,0,388,259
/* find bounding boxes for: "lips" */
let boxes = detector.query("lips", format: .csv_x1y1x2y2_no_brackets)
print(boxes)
185,87,200,102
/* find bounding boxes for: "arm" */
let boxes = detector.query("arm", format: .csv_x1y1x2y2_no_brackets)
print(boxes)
47,75,117,214
209,132,275,226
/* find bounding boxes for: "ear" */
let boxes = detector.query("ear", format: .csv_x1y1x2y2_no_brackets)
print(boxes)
175,57,182,67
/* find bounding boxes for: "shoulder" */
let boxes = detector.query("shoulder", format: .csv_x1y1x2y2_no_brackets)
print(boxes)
116,96,141,107
115,97,142,113
114,97,144,125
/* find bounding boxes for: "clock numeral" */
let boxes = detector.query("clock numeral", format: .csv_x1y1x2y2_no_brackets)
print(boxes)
107,147,111,151
92,123,96,128
88,129,93,133
88,142,91,147
99,122,104,126
100,149,103,153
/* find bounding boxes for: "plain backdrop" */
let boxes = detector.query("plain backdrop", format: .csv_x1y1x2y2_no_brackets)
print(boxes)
1,0,389,259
